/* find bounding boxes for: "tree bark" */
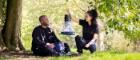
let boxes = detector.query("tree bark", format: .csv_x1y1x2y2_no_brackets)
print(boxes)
2,0,25,51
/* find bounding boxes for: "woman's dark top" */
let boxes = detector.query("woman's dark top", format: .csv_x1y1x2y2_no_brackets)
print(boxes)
79,19,99,42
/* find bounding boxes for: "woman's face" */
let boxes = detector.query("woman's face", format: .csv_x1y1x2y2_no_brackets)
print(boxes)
85,13,92,22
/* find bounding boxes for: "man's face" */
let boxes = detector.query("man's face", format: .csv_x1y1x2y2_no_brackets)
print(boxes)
40,16,49,26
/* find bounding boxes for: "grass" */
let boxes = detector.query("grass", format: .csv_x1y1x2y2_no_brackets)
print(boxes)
0,50,140,60
48,51,140,60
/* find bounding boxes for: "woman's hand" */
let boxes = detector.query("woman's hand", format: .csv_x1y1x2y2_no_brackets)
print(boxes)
85,34,98,48
66,9,79,23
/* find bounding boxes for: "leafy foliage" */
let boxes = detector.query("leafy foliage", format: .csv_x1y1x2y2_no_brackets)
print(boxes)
0,0,6,26
87,0,140,41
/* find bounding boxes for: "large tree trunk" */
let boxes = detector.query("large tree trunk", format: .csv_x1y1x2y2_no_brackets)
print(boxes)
2,0,25,51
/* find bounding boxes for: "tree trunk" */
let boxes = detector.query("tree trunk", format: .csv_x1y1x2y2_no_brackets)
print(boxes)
2,0,25,51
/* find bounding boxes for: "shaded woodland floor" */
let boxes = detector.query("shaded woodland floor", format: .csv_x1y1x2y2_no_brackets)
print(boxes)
0,51,140,60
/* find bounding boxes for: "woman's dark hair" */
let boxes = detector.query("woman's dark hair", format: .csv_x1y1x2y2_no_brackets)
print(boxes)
86,9,98,27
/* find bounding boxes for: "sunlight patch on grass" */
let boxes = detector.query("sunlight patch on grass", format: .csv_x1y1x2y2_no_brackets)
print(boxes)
48,52,140,60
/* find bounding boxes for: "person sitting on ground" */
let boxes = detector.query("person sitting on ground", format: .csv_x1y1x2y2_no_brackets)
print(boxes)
31,15,71,56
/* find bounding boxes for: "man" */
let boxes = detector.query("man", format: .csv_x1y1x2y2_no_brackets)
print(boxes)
31,15,71,56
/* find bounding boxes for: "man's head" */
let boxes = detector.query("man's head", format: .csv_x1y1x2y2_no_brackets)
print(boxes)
39,15,49,26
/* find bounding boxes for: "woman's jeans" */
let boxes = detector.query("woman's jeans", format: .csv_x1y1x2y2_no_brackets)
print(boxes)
75,35,96,54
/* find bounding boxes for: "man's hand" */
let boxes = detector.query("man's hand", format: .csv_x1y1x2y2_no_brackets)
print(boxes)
85,44,90,48
46,43,55,48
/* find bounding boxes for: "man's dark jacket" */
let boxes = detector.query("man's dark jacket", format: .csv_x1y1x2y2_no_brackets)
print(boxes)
31,26,60,56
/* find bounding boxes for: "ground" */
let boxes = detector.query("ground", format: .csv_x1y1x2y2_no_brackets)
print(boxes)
0,51,140,60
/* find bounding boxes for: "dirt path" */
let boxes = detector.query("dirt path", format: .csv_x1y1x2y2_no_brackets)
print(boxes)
0,51,51,60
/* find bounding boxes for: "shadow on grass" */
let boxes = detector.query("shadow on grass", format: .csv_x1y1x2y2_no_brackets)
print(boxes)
0,50,79,59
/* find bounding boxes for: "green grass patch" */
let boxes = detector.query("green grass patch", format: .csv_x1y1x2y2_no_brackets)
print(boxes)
0,51,140,60
48,52,140,60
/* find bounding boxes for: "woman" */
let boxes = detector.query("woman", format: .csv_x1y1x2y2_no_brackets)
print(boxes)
72,9,99,54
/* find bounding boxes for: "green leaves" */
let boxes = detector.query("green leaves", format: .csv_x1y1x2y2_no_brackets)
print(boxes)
0,0,6,26
86,0,140,41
